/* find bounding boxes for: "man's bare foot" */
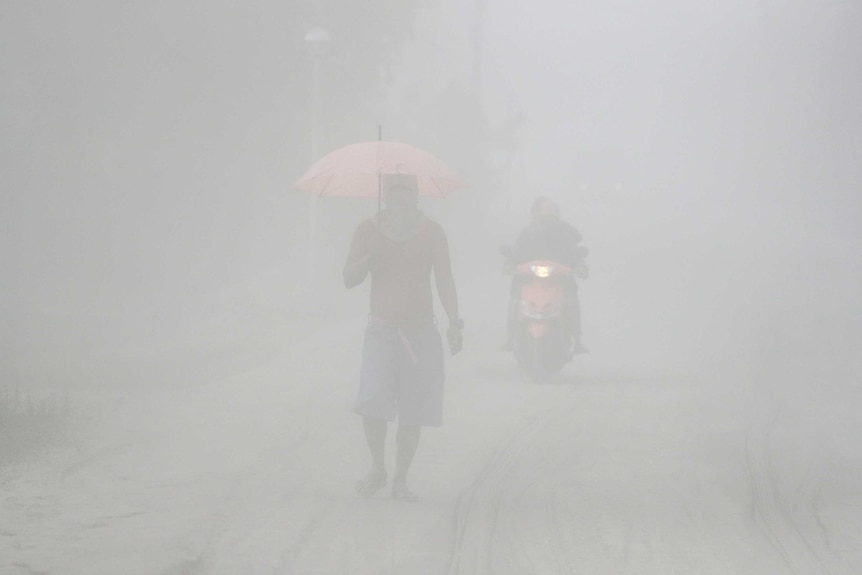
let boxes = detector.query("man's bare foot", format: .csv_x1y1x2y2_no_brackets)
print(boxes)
391,480,418,502
355,471,387,497
570,340,588,355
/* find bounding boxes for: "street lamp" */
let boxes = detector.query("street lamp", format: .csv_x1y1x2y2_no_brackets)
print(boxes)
304,26,331,285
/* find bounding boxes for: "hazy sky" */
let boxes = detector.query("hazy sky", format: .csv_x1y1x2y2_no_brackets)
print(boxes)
2,0,860,318
469,1,861,252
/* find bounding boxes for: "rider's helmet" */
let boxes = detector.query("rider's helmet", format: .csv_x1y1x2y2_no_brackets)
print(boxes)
531,196,560,222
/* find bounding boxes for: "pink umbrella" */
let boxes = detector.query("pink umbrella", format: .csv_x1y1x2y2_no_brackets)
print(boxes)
293,140,465,198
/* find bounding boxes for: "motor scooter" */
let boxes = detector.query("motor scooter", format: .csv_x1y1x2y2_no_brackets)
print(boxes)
503,252,581,381
500,246,588,382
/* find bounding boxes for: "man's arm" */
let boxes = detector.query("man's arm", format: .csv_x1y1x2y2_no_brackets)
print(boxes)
343,220,376,289
432,225,462,354
432,225,459,324
564,223,589,278
509,227,532,265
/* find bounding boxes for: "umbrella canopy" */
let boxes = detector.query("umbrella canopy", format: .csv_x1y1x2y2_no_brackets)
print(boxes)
293,141,465,198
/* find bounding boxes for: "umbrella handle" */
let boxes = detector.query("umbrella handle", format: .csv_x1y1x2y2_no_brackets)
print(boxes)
378,124,382,224
377,172,382,226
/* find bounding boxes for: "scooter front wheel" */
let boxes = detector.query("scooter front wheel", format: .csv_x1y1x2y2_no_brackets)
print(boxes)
514,331,551,383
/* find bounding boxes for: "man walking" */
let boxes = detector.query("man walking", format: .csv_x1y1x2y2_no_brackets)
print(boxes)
343,173,462,501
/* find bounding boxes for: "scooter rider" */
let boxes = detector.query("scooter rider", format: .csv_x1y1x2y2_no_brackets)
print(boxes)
502,196,588,353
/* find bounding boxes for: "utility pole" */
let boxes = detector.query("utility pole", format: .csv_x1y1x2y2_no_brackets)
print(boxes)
758,0,778,200
304,26,331,286
471,0,485,99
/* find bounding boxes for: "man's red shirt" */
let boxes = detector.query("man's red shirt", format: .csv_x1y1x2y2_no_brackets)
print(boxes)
345,216,457,326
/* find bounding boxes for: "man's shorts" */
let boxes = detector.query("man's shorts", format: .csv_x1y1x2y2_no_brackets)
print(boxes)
353,316,445,427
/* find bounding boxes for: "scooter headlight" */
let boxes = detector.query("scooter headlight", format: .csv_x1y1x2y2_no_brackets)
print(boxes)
530,264,553,278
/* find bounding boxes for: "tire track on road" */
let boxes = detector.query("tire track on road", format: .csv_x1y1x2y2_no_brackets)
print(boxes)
745,428,839,575
447,391,580,575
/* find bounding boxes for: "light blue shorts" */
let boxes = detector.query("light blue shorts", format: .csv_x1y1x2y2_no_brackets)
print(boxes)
353,317,445,427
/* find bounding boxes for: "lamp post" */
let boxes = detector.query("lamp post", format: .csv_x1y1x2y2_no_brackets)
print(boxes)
304,26,331,285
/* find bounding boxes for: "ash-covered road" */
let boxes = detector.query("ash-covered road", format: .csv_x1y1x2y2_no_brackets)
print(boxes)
3,309,860,575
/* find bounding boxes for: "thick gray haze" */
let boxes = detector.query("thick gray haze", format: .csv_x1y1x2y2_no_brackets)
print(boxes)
2,1,861,573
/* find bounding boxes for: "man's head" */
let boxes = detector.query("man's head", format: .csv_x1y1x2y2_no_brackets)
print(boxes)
381,173,419,214
531,196,560,224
